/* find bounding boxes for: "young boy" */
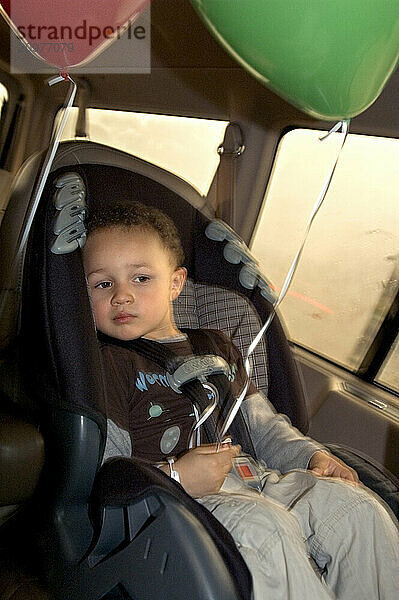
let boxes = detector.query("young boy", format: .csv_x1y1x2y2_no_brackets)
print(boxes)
82,201,399,600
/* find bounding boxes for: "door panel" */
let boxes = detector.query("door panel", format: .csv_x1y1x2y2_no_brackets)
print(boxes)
295,347,399,477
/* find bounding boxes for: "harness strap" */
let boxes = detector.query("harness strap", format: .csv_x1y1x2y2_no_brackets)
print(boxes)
98,329,256,456
182,329,255,457
98,331,218,442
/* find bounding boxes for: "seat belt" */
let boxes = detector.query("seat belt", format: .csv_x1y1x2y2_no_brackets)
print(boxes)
98,330,255,456
98,331,221,443
216,122,245,230
182,329,255,457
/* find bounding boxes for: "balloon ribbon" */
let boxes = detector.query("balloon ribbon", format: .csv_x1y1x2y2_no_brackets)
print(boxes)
219,119,350,440
0,74,77,320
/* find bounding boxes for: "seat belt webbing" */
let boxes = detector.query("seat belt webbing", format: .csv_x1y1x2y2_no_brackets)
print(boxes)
98,329,255,455
216,123,245,230
98,331,219,442
182,329,255,457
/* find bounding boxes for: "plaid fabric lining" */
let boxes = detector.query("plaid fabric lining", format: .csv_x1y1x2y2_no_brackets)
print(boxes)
174,279,269,396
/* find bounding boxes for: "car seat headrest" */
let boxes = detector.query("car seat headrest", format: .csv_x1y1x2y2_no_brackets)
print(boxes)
0,141,212,354
174,279,269,398
0,140,308,434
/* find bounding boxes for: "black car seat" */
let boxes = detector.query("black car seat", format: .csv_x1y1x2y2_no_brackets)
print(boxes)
0,141,398,599
0,142,254,599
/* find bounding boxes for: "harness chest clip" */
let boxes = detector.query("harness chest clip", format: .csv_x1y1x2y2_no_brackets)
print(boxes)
166,355,230,393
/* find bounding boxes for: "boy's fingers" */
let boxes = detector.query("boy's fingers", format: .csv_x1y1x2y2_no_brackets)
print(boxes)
192,443,240,455
193,443,222,454
216,444,241,456
228,444,241,457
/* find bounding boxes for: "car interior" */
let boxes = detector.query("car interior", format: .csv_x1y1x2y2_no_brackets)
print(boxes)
0,1,399,598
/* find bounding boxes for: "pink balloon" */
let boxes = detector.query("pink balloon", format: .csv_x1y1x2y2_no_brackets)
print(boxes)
1,0,151,71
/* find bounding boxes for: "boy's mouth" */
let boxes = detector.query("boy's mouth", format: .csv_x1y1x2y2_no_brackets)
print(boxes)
113,312,135,324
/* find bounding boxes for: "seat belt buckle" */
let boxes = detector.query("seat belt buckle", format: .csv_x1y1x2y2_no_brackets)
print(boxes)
233,455,263,493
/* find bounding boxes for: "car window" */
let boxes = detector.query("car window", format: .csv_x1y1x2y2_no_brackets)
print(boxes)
0,81,9,163
0,72,25,174
251,128,399,375
0,81,10,219
57,107,228,196
0,82,8,120
376,339,399,393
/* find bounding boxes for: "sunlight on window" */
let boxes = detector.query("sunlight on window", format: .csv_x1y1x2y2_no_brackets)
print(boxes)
0,82,8,120
58,108,228,196
251,129,399,371
377,337,399,393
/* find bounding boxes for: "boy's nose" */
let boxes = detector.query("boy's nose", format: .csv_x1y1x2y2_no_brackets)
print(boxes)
111,285,134,306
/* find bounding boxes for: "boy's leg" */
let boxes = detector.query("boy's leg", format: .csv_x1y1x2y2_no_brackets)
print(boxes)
199,488,336,600
290,476,399,600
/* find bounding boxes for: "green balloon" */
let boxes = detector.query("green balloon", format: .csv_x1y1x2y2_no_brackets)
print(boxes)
190,0,399,120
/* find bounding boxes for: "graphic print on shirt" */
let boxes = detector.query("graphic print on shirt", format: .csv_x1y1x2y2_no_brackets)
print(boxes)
147,400,169,420
102,332,252,463
133,365,234,457
135,363,237,393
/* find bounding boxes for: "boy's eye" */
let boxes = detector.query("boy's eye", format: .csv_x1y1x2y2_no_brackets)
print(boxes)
134,275,150,283
95,281,112,289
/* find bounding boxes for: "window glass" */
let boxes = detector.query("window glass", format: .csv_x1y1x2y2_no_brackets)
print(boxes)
376,338,399,393
58,108,228,196
0,83,10,218
251,129,399,371
0,82,8,120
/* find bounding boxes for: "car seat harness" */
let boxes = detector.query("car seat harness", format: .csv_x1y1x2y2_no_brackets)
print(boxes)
98,330,255,458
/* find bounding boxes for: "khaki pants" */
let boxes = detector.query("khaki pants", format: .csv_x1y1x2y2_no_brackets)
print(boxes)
199,469,399,600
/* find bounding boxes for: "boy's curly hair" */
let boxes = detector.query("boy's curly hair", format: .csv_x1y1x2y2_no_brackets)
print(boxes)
86,202,185,267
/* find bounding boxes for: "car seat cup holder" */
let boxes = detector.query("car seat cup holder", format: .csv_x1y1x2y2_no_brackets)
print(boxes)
51,172,87,255
205,220,276,304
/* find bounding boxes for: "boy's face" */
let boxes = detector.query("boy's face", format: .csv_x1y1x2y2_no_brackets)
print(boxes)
83,226,186,341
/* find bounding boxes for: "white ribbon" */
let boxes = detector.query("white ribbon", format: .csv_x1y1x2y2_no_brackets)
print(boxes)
218,119,350,440
189,382,220,448
0,74,76,320
16,74,77,258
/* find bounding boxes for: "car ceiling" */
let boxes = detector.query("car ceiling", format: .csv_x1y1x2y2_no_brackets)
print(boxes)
1,0,399,238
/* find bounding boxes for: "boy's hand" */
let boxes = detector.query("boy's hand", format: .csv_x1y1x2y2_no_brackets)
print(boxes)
309,451,359,483
175,444,241,498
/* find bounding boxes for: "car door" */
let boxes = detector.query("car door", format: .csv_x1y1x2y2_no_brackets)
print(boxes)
250,126,399,478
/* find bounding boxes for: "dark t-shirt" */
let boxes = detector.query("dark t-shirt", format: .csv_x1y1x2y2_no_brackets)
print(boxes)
100,330,254,463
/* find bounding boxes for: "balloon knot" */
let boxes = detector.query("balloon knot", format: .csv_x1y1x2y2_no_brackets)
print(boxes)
60,71,70,81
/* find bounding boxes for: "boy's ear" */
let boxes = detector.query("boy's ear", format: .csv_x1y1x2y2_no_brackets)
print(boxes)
170,267,187,300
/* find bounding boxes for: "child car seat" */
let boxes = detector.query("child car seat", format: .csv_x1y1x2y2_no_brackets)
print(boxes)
0,142,253,599
0,140,397,598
